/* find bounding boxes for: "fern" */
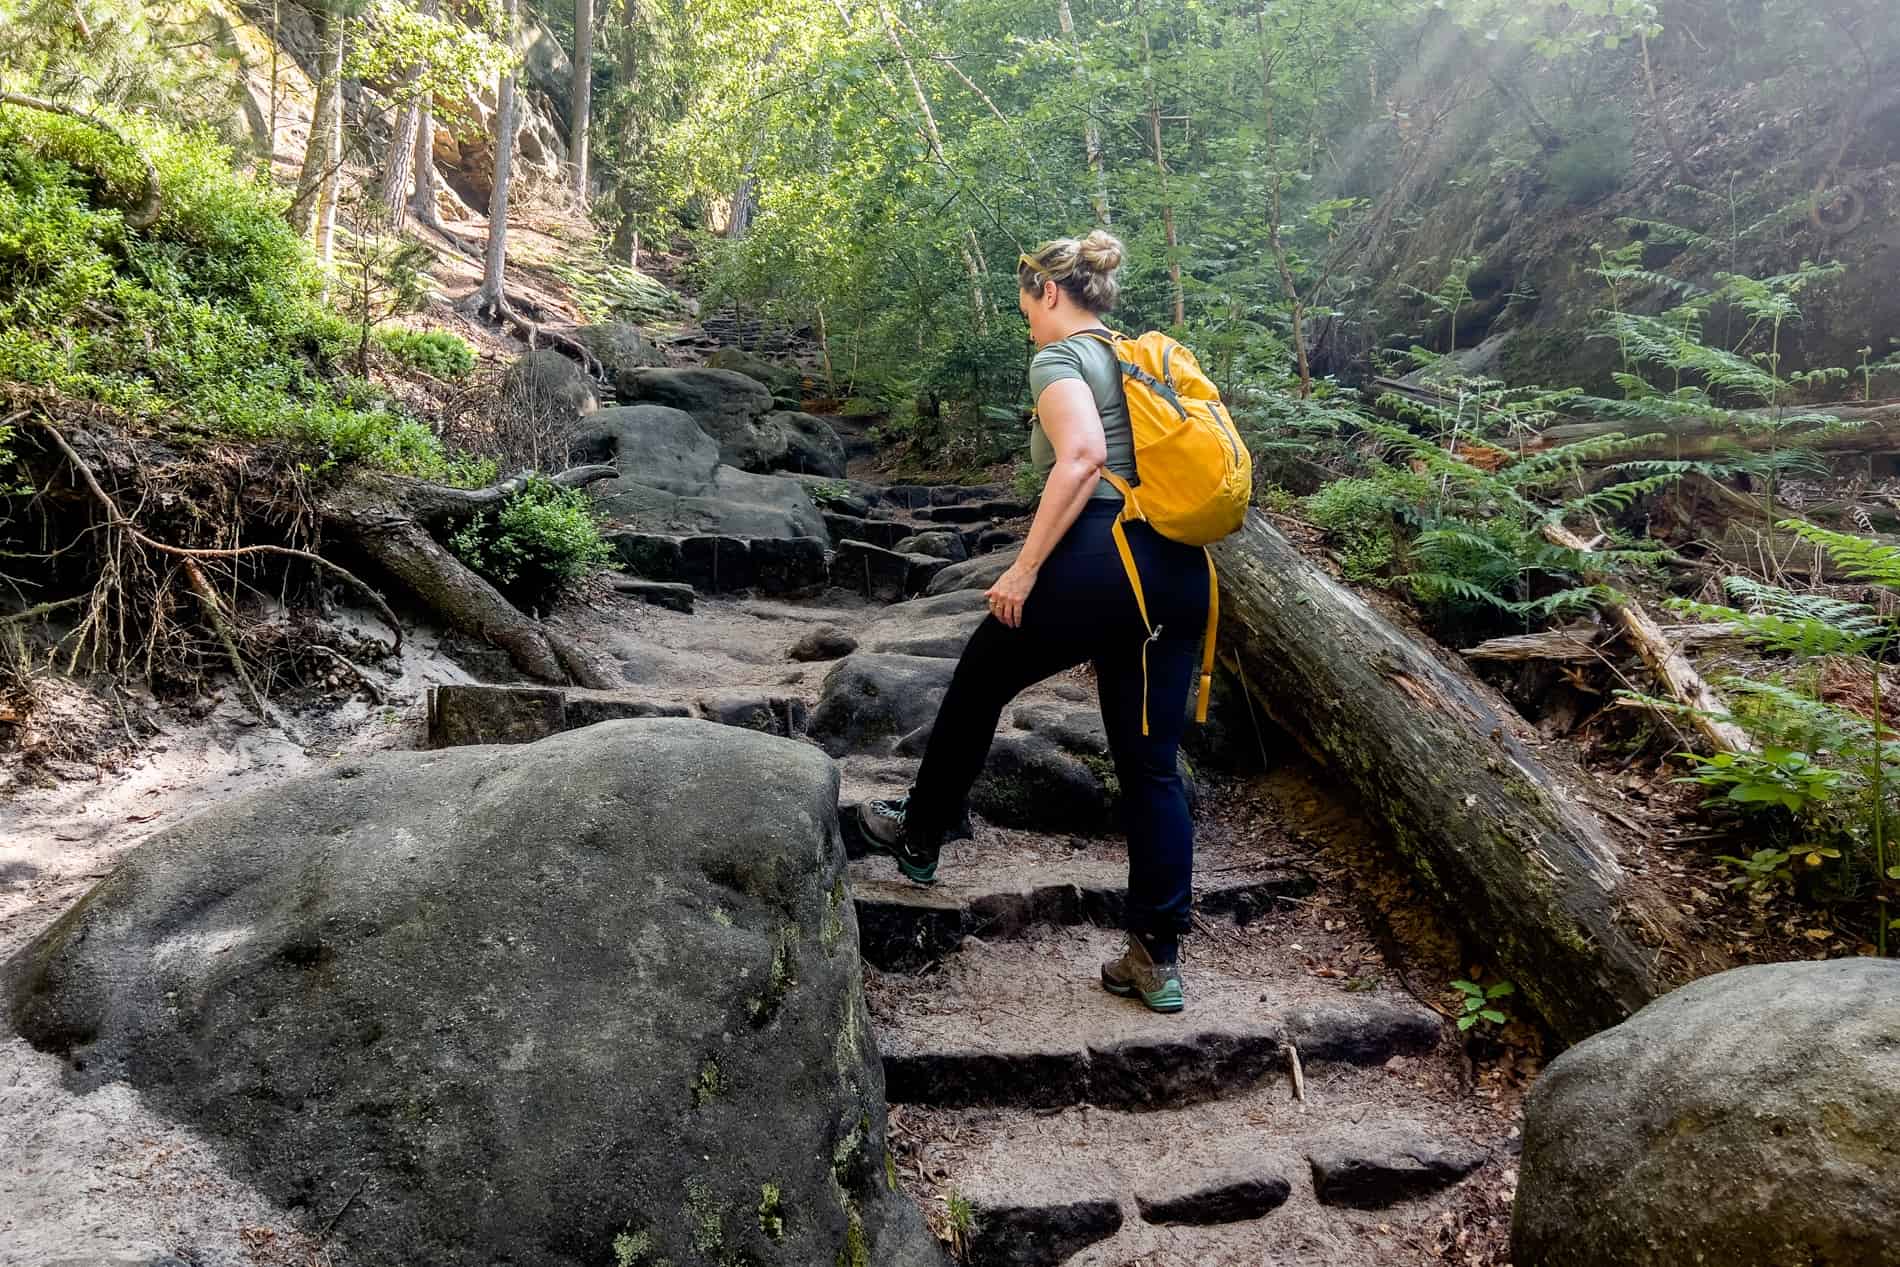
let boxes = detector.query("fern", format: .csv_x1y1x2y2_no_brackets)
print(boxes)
1782,521,1900,590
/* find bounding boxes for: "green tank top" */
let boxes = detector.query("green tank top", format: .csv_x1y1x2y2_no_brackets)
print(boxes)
1028,334,1136,502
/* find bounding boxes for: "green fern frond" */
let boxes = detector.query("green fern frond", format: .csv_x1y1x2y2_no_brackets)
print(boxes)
1559,473,1684,518
1781,521,1900,592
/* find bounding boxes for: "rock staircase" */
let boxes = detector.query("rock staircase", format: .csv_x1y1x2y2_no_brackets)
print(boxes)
426,377,1509,1264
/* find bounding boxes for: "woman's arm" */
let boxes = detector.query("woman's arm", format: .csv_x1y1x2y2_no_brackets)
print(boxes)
985,378,1106,628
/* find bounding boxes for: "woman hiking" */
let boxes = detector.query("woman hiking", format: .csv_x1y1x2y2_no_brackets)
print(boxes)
857,230,1211,1014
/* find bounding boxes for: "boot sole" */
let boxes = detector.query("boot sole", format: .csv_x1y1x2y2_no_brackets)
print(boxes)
1101,978,1186,1014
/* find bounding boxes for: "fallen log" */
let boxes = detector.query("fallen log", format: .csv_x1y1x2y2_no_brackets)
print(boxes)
1213,511,1694,1042
1462,622,1743,662
1531,407,1900,462
1542,522,1754,757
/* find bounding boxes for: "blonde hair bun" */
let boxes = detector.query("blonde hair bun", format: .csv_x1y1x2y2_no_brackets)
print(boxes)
1076,229,1125,274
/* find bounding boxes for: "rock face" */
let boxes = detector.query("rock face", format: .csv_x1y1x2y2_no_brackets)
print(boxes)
4,721,941,1267
1513,958,1900,1267
762,410,848,478
573,405,825,539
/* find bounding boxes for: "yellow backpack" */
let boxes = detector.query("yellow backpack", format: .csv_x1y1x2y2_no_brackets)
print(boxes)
1078,328,1252,734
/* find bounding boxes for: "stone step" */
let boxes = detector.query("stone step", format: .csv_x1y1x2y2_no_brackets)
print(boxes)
917,1097,1489,1267
425,683,807,748
849,842,1314,972
872,926,1442,1111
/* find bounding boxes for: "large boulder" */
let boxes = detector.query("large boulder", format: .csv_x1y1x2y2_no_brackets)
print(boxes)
575,322,667,377
924,548,1020,596
504,349,598,434
706,347,804,397
1513,958,1900,1267
763,411,848,479
574,405,826,539
3,722,942,1267
616,368,778,471
808,655,958,757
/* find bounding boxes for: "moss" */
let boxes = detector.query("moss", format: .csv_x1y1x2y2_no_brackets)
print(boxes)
612,1229,651,1267
883,1148,899,1191
710,906,733,929
750,926,801,1027
692,1059,724,1108
835,1201,868,1267
758,1183,785,1240
820,878,847,955
1079,752,1121,801
685,1179,725,1256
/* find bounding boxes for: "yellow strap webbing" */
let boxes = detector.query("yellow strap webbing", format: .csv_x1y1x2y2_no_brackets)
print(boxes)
1099,472,1218,736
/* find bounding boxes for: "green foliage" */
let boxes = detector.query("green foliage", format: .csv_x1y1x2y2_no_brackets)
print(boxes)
447,477,614,605
347,0,511,130
1451,978,1514,1032
0,108,470,478
377,328,476,379
1669,520,1900,948
1546,107,1633,206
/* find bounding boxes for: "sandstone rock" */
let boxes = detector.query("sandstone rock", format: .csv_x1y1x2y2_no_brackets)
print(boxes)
892,530,968,562
832,542,950,603
925,548,1020,596
574,322,666,377
504,349,597,433
1309,1133,1486,1208
808,654,957,757
609,575,695,613
575,405,825,540
790,627,861,663
761,410,847,478
615,368,776,470
1513,958,1900,1267
4,722,941,1267
1135,1170,1292,1225
706,347,804,395
824,512,913,550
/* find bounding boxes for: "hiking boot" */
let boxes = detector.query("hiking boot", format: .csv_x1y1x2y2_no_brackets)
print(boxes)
856,797,940,886
1100,935,1185,1013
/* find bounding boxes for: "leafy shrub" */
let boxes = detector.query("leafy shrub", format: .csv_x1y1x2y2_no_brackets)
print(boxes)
0,106,467,479
378,328,476,379
448,477,614,605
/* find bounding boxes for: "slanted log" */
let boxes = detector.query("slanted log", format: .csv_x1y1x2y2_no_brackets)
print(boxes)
1213,511,1692,1043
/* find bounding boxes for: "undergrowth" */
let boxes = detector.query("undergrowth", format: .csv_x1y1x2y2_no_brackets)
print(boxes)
448,477,614,607
0,104,470,480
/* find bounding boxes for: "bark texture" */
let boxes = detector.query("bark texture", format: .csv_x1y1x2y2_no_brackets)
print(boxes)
1212,511,1690,1043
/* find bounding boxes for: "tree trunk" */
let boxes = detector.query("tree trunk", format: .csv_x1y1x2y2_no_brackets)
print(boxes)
1256,13,1310,397
313,23,347,283
570,0,593,195
1136,1,1183,327
1212,511,1692,1042
292,8,344,236
321,465,620,687
1529,405,1900,461
871,0,989,335
404,0,445,232
383,102,420,230
472,0,521,315
1056,0,1109,225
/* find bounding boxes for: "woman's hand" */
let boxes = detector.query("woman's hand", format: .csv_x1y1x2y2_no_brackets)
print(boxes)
985,560,1039,629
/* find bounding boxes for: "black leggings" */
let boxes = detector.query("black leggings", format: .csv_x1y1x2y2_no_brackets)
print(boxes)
905,501,1210,939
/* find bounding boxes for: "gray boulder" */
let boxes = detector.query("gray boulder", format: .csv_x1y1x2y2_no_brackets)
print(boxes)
1513,958,1900,1267
924,547,1020,596
763,411,847,479
892,530,968,563
790,627,861,663
504,348,597,429
707,347,804,396
858,605,986,660
4,722,942,1267
616,368,779,471
575,321,667,376
807,654,958,757
574,405,825,539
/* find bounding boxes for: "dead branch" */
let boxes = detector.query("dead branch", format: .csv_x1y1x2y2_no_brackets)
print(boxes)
183,558,269,719
1544,522,1754,755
